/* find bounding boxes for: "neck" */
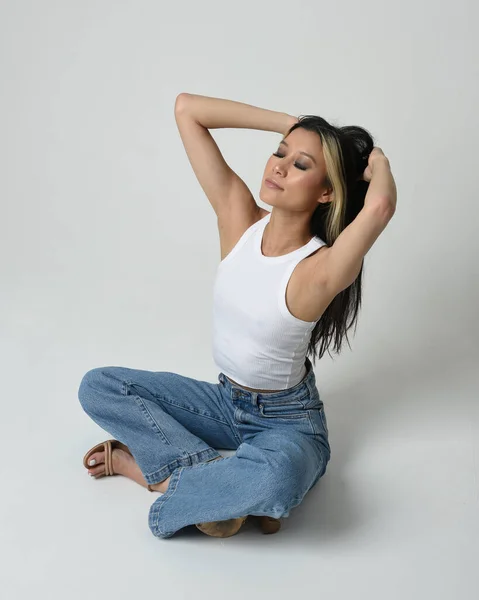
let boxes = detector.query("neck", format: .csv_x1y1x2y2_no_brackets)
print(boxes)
262,211,313,257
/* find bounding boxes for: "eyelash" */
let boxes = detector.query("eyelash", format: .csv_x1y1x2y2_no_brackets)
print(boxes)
272,152,308,171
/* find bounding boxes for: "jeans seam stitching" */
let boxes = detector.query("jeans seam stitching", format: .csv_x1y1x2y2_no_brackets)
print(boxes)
133,395,171,444
144,448,219,484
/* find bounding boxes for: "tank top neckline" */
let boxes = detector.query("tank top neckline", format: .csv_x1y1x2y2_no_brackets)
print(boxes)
255,212,320,263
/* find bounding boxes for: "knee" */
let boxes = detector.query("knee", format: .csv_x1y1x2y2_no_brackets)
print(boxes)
77,366,118,415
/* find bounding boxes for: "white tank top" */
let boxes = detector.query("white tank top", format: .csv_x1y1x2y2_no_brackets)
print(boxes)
212,212,327,390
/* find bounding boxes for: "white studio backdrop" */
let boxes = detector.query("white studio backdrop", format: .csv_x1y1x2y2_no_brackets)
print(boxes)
1,1,478,599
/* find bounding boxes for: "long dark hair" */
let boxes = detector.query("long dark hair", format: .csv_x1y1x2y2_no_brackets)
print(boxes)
286,115,375,363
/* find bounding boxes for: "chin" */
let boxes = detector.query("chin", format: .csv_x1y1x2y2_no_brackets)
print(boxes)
258,190,271,205
259,189,284,206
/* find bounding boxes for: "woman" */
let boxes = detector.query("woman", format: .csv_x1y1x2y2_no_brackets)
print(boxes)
78,93,397,540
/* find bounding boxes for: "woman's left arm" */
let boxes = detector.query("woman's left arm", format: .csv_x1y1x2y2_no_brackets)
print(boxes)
317,152,397,296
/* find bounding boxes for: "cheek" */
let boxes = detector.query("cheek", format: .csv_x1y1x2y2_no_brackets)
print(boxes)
303,173,323,192
291,172,315,190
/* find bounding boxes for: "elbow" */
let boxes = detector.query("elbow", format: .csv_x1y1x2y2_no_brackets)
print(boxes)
371,196,396,222
175,93,191,114
383,198,397,220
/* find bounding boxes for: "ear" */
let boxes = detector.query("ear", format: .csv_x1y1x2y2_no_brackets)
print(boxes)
317,186,333,205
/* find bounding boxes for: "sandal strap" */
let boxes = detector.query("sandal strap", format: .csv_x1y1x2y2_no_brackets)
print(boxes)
104,440,113,476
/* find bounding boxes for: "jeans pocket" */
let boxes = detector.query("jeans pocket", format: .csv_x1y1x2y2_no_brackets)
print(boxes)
258,397,310,420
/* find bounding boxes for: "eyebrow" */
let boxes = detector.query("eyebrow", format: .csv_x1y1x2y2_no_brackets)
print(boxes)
279,140,317,165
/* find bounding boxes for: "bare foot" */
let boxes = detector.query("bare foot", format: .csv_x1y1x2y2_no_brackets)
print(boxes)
86,448,171,493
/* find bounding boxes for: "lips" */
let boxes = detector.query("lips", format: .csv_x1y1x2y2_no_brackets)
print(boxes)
265,178,283,190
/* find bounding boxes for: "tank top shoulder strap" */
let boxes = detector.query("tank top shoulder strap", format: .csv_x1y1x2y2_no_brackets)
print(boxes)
218,214,269,269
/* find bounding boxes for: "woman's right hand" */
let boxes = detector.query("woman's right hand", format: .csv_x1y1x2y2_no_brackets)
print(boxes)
283,114,299,135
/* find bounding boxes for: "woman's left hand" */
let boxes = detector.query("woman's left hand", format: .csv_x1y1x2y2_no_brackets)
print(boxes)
361,147,387,182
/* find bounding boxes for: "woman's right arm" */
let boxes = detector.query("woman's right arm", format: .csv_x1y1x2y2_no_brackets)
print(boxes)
174,94,296,220
175,93,296,135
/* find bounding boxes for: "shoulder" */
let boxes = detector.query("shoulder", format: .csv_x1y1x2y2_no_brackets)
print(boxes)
218,207,269,262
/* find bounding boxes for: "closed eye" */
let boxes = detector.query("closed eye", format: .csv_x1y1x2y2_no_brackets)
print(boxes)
272,152,308,171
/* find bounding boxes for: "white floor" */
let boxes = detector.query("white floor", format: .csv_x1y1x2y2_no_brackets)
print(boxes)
2,344,478,600
2,0,479,597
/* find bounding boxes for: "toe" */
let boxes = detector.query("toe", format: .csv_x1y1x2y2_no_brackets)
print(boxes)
85,451,105,475
88,464,106,477
86,450,104,466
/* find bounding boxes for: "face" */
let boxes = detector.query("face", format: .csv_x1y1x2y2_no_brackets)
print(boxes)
260,127,332,210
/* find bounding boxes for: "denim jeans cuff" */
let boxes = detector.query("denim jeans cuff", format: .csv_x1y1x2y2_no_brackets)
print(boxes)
144,447,221,485
148,466,184,538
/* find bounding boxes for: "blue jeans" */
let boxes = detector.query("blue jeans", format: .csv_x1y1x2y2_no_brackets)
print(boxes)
78,356,331,539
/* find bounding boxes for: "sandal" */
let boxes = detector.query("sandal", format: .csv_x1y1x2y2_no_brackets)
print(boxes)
257,516,281,534
82,439,155,492
195,515,281,537
196,516,249,538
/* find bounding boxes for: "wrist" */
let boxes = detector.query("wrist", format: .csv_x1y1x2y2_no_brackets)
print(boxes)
282,114,299,136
